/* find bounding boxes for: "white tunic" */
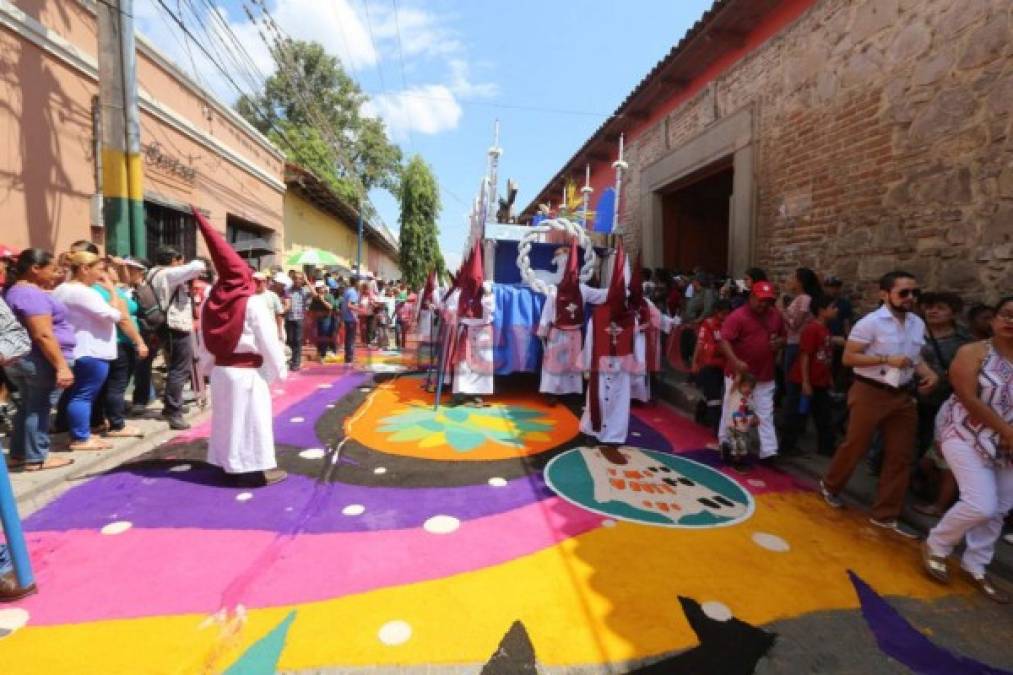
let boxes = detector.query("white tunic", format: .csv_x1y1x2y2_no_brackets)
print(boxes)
537,289,585,395
201,294,287,474
631,299,678,402
453,291,495,396
578,284,637,444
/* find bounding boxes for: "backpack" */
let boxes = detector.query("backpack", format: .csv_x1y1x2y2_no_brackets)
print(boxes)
0,296,30,364
135,268,174,335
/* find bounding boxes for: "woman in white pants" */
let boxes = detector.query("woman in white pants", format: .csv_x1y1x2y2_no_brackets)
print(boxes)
923,297,1013,603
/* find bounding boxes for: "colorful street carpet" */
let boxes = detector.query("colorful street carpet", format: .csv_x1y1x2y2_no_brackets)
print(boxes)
1,355,1012,673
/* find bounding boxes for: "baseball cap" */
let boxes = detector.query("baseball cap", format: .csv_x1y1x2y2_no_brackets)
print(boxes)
252,271,267,281
314,279,326,288
121,256,147,271
752,280,777,300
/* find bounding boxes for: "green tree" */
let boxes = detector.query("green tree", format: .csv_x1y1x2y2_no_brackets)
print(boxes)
236,40,402,200
399,155,444,287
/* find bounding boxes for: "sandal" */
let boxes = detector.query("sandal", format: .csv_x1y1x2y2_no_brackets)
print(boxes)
68,438,113,451
10,456,75,472
921,542,949,583
103,425,145,438
964,569,1010,604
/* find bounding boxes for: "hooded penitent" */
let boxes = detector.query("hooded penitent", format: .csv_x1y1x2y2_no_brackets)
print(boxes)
589,238,635,432
191,206,255,359
628,255,651,326
554,237,584,329
456,239,485,319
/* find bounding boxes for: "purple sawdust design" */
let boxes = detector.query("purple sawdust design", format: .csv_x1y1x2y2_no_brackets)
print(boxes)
23,464,556,534
273,372,368,448
848,570,1012,675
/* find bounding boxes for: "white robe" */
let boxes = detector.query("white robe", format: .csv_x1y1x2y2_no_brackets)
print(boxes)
578,284,638,444
537,289,585,395
200,294,287,474
631,300,679,402
453,291,495,396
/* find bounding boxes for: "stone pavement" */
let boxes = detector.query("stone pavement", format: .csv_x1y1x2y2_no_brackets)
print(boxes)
0,360,1011,673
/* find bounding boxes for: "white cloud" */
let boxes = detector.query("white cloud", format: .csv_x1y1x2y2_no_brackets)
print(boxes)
447,59,499,98
134,0,497,140
363,85,462,141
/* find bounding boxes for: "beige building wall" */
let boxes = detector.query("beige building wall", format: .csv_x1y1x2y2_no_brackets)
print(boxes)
283,191,359,269
0,0,284,255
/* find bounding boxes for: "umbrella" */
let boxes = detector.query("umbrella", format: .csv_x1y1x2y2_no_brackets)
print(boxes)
286,248,342,267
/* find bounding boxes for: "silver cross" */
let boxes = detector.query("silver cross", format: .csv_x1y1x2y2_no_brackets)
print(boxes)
605,321,624,346
565,302,578,319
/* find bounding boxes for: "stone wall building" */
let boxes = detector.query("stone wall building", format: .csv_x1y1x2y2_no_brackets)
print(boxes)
522,0,1013,305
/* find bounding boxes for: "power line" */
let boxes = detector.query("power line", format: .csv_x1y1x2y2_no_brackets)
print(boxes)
359,0,387,94
389,0,414,151
361,89,615,118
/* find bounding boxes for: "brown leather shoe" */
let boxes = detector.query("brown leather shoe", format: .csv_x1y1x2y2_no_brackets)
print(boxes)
262,468,288,486
598,445,628,465
0,571,37,603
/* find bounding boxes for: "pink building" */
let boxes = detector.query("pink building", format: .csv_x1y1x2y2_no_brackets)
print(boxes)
0,0,285,262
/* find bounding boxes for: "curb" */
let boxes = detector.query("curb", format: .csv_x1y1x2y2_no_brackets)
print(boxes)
12,409,210,519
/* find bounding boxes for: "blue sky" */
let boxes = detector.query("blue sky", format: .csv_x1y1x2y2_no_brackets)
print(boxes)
134,0,715,270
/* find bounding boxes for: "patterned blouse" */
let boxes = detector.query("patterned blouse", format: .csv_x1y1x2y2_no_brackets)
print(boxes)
940,341,1013,466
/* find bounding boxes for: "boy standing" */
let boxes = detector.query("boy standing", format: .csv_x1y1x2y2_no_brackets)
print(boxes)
782,296,838,456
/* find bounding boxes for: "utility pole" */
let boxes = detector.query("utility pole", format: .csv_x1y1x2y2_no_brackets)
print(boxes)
97,0,145,257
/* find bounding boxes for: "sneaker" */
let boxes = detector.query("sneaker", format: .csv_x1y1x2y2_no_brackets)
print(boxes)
166,416,191,431
819,480,843,509
869,517,920,539
262,468,288,486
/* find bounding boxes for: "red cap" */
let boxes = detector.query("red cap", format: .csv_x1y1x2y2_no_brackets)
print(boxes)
752,280,777,300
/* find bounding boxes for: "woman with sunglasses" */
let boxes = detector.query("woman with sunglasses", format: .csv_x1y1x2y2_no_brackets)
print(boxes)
922,297,1013,603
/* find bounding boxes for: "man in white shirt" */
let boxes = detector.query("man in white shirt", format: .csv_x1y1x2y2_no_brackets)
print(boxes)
253,272,285,340
820,270,939,537
147,247,206,429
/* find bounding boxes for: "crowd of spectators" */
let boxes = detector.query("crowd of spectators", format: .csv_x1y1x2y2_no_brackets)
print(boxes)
0,239,416,474
649,264,1011,602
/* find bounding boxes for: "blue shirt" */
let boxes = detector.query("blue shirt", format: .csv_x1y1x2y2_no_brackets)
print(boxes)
341,288,359,322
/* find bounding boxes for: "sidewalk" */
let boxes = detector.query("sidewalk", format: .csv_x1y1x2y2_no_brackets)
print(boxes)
656,373,1013,583
4,404,208,518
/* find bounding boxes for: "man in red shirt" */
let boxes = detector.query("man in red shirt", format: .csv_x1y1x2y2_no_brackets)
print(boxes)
781,296,839,456
717,281,786,461
692,299,731,432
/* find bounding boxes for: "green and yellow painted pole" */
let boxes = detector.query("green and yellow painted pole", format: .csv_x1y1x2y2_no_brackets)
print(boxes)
98,0,145,257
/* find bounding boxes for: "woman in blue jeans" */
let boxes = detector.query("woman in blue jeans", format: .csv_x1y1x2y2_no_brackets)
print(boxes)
4,249,76,471
52,251,127,451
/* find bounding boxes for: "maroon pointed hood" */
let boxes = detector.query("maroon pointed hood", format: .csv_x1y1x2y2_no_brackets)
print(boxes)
554,238,584,328
457,239,485,319
602,237,628,321
192,206,254,358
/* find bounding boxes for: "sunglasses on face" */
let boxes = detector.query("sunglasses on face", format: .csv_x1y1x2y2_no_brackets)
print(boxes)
895,288,921,299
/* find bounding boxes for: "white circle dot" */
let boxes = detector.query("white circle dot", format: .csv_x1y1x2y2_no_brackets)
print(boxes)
0,608,30,636
342,504,366,516
701,601,733,622
318,384,333,389
285,507,294,512
289,417,305,423
752,532,790,552
374,467,387,475
100,521,132,535
601,519,617,528
378,620,412,645
235,492,254,502
326,404,336,409
487,477,507,487
423,515,460,534
299,448,326,460
747,479,766,488
358,387,371,392
168,463,191,473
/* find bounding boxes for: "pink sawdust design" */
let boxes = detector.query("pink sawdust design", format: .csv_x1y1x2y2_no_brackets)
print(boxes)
17,497,600,625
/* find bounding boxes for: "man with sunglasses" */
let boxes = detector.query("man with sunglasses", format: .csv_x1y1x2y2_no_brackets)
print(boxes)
820,270,939,537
